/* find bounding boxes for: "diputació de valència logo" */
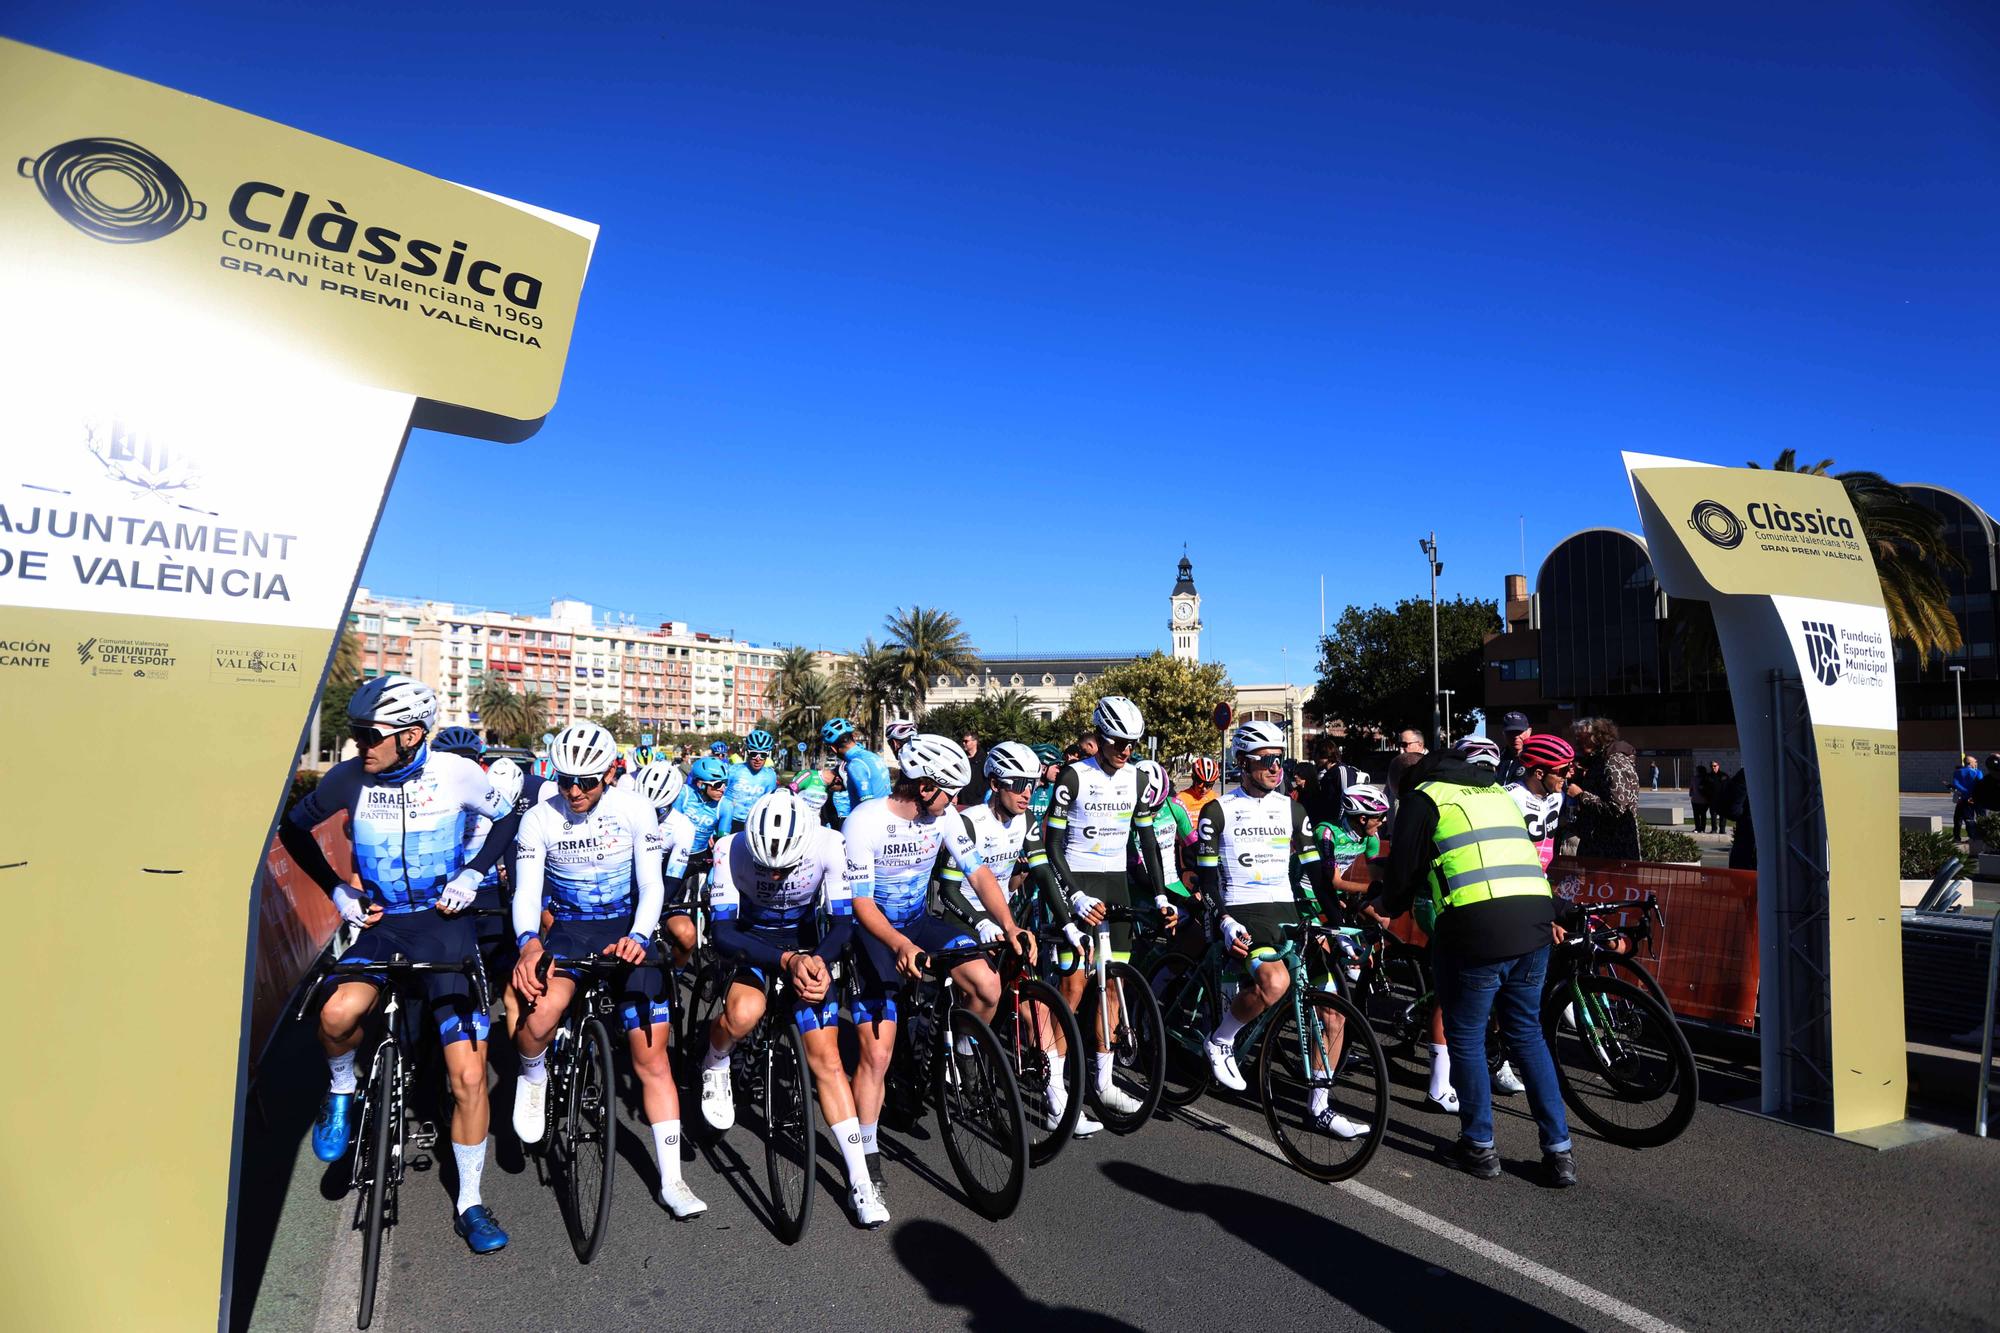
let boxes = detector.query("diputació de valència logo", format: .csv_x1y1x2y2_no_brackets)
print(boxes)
17,136,204,243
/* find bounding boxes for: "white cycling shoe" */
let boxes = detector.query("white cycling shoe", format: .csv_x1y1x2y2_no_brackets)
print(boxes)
1204,1037,1247,1092
512,1075,548,1145
1072,1107,1103,1137
1492,1061,1526,1095
1096,1082,1143,1116
699,1066,735,1132
1313,1108,1370,1140
659,1179,708,1220
849,1181,890,1229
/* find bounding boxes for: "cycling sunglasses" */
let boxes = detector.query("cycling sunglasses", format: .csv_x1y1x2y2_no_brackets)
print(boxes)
349,724,405,748
1240,752,1286,769
696,778,726,791
1097,735,1137,752
992,776,1035,794
555,773,605,793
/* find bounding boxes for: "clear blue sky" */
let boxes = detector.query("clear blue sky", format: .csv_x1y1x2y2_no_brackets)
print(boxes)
17,2,1997,684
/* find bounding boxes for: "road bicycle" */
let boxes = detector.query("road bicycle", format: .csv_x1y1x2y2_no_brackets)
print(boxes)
295,945,490,1330
992,934,1086,1165
1071,903,1167,1132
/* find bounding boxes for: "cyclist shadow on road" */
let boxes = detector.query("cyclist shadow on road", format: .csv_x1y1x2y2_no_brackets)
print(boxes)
1100,1162,1583,1332
893,1218,1146,1332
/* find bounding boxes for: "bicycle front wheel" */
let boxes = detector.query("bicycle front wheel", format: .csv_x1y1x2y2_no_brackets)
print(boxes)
1147,953,1215,1109
763,1023,818,1243
1590,951,1671,1014
1258,988,1387,1183
560,1018,617,1262
1080,962,1166,1131
1001,977,1084,1166
935,1011,1028,1219
1542,974,1697,1148
356,1039,399,1330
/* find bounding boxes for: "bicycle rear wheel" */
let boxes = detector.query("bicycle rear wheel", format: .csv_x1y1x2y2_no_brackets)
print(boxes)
560,1018,617,1262
762,1023,818,1243
1542,974,1696,1148
935,1011,1028,1219
1590,952,1671,1014
1258,989,1388,1182
1000,977,1084,1165
356,1039,399,1330
1080,962,1167,1131
1147,954,1215,1109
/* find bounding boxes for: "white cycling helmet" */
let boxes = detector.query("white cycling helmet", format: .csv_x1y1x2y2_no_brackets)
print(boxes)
1452,735,1502,768
885,720,919,747
1134,757,1170,808
1092,695,1145,741
1342,783,1390,819
550,721,620,777
637,759,685,811
744,790,814,870
486,756,525,808
983,740,1041,783
898,733,972,791
1232,719,1287,755
347,674,437,732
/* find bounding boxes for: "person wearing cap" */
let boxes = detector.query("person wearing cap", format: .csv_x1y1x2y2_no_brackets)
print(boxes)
1951,753,1984,842
1494,712,1535,788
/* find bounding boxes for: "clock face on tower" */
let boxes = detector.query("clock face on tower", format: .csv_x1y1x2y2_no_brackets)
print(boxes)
1174,600,1194,623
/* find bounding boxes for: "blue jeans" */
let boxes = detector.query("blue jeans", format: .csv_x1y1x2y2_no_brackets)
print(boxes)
1433,944,1571,1154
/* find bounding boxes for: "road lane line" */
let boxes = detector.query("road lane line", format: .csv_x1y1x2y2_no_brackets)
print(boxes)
312,1199,378,1333
1172,1106,1686,1333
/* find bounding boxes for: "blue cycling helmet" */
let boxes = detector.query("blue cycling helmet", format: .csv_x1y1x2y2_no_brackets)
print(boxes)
690,756,728,785
710,741,729,757
746,729,775,754
433,725,484,757
821,717,855,746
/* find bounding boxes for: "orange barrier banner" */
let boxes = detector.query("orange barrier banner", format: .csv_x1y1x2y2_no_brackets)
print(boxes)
1550,857,1760,1029
248,814,347,1071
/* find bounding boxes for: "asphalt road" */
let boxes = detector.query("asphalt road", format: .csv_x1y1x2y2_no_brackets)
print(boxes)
235,1013,2000,1333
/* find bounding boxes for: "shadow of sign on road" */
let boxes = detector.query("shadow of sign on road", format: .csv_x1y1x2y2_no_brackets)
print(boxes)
893,1218,1147,1332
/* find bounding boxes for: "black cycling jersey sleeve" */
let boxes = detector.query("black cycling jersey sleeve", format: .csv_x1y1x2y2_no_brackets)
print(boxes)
1371,787,1442,920
1194,797,1223,904
1020,814,1074,927
1039,765,1084,893
812,913,854,964
934,814,989,926
279,762,363,895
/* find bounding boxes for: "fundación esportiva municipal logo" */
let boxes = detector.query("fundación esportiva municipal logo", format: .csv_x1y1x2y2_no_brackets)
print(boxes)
1686,500,1745,550
1801,620,1842,687
17,136,205,243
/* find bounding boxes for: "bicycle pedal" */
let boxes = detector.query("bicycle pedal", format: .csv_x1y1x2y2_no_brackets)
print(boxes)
409,1152,432,1171
411,1121,439,1150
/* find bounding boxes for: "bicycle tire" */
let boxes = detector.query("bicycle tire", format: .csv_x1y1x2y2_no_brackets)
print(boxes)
935,1010,1028,1219
1541,973,1696,1148
1591,952,1671,1014
763,1022,818,1244
1002,977,1084,1166
356,1039,398,1330
1147,953,1215,1109
1080,961,1167,1131
562,1018,617,1262
1257,988,1388,1183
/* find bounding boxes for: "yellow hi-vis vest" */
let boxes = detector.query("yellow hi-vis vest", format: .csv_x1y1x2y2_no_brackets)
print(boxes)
1419,779,1551,922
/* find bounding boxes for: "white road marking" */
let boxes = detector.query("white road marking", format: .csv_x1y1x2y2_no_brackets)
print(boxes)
312,1195,380,1333
1172,1106,1687,1333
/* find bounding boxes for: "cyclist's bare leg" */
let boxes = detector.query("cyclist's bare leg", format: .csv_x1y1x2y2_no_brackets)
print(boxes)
512,974,578,1059
802,1025,857,1124
318,980,381,1058
951,958,999,1023
851,1016,896,1128
440,1032,491,1145
707,978,768,1054
627,1017,680,1124
665,914,697,967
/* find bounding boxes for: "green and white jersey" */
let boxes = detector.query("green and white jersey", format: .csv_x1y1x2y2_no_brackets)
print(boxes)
1315,820,1379,874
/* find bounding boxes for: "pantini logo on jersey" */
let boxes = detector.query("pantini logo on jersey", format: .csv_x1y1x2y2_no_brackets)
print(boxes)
18,136,203,243
1802,621,1842,686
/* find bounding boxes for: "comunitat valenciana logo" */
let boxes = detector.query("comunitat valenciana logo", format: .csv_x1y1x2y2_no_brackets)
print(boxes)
1686,500,1745,550
18,137,205,243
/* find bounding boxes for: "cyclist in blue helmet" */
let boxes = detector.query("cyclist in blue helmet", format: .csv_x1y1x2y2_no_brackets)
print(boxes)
710,741,730,760
433,725,484,759
822,716,891,825
661,755,732,963
719,730,779,835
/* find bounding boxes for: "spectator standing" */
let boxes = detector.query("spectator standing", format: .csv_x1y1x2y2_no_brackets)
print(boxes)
1649,762,1660,791
1495,713,1534,787
1385,728,1428,815
1689,764,1711,834
1314,742,1370,829
1721,766,1756,870
955,731,990,809
1951,754,1983,842
1566,717,1641,860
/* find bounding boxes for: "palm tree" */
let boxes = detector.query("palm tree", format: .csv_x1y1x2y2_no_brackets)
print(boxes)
769,645,820,716
1751,450,1964,660
884,605,978,718
512,690,551,748
470,678,519,745
837,637,907,742
779,672,837,748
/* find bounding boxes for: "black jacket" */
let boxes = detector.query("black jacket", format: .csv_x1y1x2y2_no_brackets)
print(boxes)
1367,752,1555,962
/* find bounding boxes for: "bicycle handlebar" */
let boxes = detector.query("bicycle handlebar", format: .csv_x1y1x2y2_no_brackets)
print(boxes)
294,952,492,1023
912,939,1010,978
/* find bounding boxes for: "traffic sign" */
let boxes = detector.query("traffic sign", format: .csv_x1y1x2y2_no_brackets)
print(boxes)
1212,702,1232,731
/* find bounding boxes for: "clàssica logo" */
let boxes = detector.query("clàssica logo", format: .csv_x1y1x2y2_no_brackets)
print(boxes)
1686,500,1744,550
1802,621,1842,687
18,137,204,243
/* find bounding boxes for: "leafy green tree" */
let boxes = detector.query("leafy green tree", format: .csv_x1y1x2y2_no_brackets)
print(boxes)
1750,450,1964,660
769,645,821,717
1310,596,1498,742
837,637,908,743
923,690,1062,749
313,628,364,761
472,681,551,747
884,606,978,718
780,671,839,749
591,711,638,744
1056,653,1233,764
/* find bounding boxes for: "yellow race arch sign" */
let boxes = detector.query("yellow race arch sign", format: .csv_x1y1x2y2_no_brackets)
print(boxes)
0,39,595,1330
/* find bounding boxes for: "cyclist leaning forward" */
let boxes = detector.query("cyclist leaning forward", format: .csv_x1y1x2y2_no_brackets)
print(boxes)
845,734,1036,1200
1041,696,1178,1119
508,722,708,1219
694,789,889,1228
1193,720,1370,1139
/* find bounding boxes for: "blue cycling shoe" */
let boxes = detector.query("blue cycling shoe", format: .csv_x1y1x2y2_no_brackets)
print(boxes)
311,1092,355,1162
454,1205,509,1254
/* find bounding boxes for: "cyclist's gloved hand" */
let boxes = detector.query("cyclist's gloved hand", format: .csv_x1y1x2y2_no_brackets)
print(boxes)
1155,893,1179,932
975,917,1005,945
1068,891,1105,924
436,869,482,914
1221,915,1252,955
1061,922,1090,957
332,883,371,928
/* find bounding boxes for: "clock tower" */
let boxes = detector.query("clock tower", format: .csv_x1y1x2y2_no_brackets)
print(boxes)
1170,552,1201,662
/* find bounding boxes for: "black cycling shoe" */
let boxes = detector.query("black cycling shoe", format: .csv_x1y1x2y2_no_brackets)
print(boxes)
1449,1138,1501,1180
1543,1150,1577,1188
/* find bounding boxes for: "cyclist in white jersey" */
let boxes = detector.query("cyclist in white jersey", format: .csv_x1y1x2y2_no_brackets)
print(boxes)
846,734,1034,1194
1503,733,1574,871
509,723,707,1219
1193,722,1368,1139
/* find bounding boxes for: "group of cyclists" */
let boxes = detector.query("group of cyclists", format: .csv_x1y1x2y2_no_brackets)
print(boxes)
282,670,1583,1258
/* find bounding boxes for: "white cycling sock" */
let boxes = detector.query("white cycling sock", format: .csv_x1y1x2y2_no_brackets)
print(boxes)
1428,1044,1452,1099
702,1041,733,1072
650,1120,683,1185
452,1140,486,1213
1310,1087,1330,1117
859,1120,879,1155
1093,1051,1114,1092
1212,1009,1247,1046
1044,1049,1069,1110
830,1117,869,1185
519,1050,547,1085
327,1050,358,1095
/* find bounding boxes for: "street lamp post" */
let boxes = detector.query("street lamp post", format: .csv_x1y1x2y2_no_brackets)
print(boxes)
1439,689,1456,746
1419,533,1443,748
1948,664,1967,763
803,703,819,768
